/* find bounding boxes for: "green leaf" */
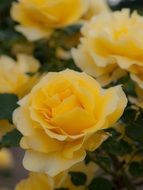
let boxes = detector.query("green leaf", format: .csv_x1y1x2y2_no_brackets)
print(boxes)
0,0,14,11
69,172,87,186
123,79,136,97
121,108,137,124
0,129,22,148
102,138,132,156
115,75,136,97
88,177,114,190
0,93,18,121
61,24,81,35
135,111,143,126
129,162,143,177
96,156,112,171
125,123,143,143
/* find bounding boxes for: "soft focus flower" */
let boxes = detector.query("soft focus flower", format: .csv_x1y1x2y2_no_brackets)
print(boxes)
15,173,55,190
13,69,127,176
0,120,14,140
0,54,40,98
0,54,40,138
11,0,89,41
84,0,110,19
72,9,143,87
15,161,97,190
15,172,67,190
0,148,13,169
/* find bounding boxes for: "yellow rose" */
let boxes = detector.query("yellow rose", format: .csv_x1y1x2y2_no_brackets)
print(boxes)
0,54,40,138
0,120,14,140
15,173,54,190
11,0,89,41
13,69,127,176
0,54,40,98
0,148,13,169
15,162,97,190
84,0,110,19
72,9,143,87
15,171,66,190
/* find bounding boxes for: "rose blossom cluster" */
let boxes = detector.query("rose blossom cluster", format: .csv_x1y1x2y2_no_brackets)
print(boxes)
2,0,143,189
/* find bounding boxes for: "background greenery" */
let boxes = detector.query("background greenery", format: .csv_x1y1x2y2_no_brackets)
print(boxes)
1,0,143,190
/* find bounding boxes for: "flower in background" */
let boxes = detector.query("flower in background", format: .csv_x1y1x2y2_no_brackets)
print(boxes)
72,9,143,87
0,54,40,138
11,0,89,41
13,69,127,176
0,120,14,140
0,54,40,98
84,0,110,19
15,173,56,190
15,161,97,190
0,148,13,169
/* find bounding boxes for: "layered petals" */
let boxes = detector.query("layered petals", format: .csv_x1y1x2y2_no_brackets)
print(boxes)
13,69,127,176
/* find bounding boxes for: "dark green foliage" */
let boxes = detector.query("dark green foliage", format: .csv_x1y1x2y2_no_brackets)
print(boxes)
114,75,137,97
125,123,143,144
0,129,22,148
34,39,80,73
69,172,87,186
129,162,143,177
88,177,114,190
0,0,15,11
110,0,143,14
122,108,143,144
96,156,112,172
0,0,143,189
121,108,137,124
0,0,25,56
102,137,132,156
0,93,18,121
60,24,81,35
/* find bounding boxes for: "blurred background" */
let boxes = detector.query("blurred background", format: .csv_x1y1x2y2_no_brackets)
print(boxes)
0,0,143,189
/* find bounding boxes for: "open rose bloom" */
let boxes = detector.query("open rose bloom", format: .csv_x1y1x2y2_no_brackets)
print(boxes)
10,0,110,41
0,54,40,140
72,9,143,87
0,54,40,98
3,1,143,188
13,69,127,176
11,0,89,41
